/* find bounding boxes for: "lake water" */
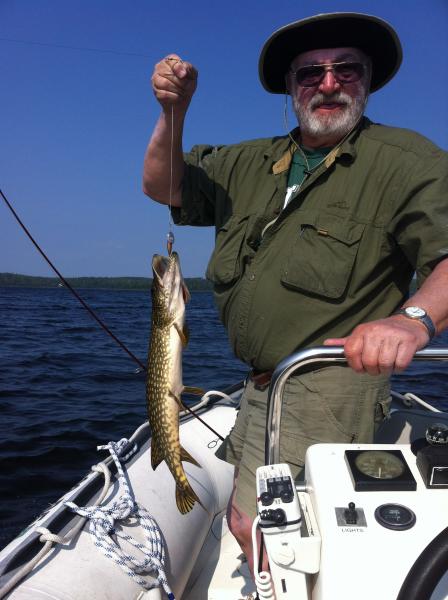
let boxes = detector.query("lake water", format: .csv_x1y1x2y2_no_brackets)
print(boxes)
0,287,447,549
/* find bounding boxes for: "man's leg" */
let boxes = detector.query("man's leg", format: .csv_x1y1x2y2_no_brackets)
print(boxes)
226,468,269,578
220,369,390,574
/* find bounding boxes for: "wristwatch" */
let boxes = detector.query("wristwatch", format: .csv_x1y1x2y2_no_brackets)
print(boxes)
394,306,436,340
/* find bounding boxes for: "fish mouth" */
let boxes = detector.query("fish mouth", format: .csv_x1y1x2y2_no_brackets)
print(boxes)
152,255,168,282
152,252,179,284
151,252,190,302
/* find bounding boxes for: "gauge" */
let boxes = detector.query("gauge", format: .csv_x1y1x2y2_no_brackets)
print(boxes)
345,449,417,491
355,450,405,479
375,503,416,530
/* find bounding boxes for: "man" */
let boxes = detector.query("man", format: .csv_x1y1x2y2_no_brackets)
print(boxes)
143,13,448,574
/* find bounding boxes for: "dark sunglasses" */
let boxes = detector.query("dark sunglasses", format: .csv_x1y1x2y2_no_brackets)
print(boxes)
290,61,366,88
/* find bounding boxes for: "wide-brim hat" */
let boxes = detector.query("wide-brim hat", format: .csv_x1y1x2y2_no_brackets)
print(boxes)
259,12,402,94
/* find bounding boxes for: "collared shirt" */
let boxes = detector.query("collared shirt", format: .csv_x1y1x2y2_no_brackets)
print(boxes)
173,118,448,371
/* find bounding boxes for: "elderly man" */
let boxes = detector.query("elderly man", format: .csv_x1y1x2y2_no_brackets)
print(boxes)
143,12,448,573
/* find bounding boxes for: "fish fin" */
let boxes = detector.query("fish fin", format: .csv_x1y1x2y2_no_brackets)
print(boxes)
150,438,164,470
182,280,191,303
174,322,188,347
183,322,190,345
180,445,202,468
175,481,206,515
182,386,205,396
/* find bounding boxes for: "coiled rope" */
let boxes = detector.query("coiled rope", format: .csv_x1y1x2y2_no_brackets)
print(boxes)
66,438,175,599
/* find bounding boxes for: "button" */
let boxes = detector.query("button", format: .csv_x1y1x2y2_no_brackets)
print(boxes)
260,492,273,506
249,273,256,281
280,490,293,503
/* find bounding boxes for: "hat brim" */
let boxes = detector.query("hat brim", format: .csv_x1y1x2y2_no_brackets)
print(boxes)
259,12,402,94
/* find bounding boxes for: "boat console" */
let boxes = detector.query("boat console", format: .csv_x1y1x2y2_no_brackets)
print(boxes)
254,347,448,600
257,443,448,600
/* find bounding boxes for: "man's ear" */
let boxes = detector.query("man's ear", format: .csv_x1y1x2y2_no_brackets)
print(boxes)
284,73,291,94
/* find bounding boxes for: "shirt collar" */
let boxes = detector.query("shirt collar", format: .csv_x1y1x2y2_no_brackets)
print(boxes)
268,118,368,175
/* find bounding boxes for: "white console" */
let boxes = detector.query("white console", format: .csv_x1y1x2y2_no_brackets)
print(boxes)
306,443,448,600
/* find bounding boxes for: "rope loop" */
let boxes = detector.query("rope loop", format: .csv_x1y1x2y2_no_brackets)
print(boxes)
36,526,68,546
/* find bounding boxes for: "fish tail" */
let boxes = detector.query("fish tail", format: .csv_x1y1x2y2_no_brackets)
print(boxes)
175,481,206,514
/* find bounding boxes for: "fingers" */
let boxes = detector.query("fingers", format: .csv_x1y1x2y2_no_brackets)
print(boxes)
151,54,198,109
336,317,428,376
323,337,347,346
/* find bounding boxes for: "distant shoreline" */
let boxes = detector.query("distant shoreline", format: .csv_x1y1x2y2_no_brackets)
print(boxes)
0,273,213,291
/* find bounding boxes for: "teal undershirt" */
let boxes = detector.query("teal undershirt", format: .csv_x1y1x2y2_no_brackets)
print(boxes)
287,147,333,189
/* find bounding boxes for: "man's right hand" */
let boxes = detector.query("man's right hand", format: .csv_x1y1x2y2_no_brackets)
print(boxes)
151,54,198,112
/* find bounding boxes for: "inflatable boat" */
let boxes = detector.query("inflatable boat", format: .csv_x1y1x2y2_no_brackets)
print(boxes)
1,347,448,600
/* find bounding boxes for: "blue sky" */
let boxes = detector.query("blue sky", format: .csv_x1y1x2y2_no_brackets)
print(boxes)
1,0,447,277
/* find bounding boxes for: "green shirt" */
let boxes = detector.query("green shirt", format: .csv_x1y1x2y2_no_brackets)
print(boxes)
174,118,448,371
285,147,332,207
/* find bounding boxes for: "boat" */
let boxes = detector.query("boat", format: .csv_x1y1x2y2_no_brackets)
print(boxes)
1,346,448,600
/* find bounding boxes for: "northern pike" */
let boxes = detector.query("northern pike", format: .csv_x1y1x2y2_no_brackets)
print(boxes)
146,251,204,514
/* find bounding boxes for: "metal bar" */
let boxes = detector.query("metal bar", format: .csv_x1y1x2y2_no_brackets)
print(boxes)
265,346,448,465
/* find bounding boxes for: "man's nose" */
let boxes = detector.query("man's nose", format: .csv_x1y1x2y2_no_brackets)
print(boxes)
318,69,341,95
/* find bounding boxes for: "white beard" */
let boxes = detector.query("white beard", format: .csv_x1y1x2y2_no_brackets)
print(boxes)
293,90,367,140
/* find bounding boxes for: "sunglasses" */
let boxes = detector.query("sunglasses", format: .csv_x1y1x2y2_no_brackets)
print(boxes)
290,61,366,88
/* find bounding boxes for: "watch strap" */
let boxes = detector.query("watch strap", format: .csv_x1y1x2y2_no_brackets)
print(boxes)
395,308,436,340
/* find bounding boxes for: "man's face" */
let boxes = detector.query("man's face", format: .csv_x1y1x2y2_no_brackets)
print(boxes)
288,47,371,145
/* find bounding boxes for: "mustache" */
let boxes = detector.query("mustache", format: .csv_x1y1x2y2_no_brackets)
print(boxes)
309,92,353,109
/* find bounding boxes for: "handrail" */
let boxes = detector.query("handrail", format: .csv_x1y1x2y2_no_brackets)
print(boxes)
264,346,448,465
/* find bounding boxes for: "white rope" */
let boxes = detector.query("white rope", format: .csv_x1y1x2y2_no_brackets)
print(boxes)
179,389,238,417
0,460,114,599
66,438,175,600
0,539,53,599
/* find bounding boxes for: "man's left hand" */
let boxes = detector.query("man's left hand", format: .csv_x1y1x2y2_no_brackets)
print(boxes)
323,315,430,375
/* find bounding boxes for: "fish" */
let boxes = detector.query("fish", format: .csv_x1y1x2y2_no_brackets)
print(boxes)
146,251,204,514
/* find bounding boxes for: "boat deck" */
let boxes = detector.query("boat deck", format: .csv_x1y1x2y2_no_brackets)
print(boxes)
183,512,255,600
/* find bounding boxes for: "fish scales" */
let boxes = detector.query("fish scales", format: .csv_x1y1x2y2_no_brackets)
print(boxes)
146,252,203,514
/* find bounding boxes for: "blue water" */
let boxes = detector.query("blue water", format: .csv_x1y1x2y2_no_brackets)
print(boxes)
0,287,447,549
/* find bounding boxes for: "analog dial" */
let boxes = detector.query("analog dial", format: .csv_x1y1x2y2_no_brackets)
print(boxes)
354,450,405,479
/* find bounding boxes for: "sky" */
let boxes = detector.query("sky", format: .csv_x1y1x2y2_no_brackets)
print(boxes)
1,0,447,278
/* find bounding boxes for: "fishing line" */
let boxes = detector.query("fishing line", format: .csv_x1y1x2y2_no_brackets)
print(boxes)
165,61,178,256
166,104,175,255
1,188,224,441
0,36,151,59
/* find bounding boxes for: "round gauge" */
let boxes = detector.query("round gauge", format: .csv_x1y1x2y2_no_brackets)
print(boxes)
375,504,416,530
354,450,405,479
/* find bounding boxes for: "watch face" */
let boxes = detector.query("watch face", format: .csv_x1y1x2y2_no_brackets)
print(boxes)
405,306,426,318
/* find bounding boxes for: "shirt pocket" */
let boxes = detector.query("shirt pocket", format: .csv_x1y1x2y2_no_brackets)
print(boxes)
206,214,254,285
280,217,365,299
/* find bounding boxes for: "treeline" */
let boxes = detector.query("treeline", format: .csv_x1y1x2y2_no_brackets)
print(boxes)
0,273,213,291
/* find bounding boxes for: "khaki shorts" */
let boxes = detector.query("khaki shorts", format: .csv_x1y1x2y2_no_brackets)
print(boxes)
215,366,391,519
